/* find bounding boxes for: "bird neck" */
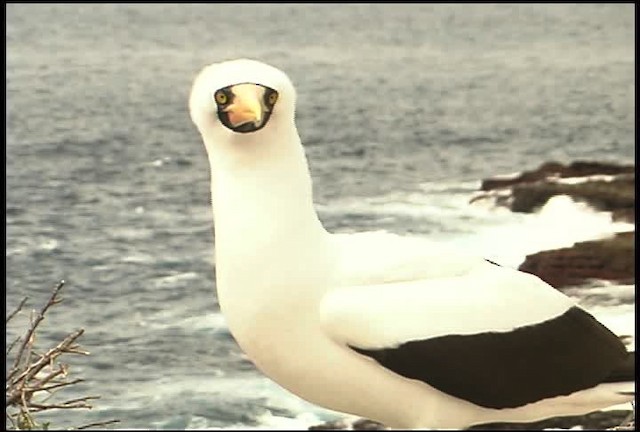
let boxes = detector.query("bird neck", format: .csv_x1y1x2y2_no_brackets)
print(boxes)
205,127,327,251
203,128,331,330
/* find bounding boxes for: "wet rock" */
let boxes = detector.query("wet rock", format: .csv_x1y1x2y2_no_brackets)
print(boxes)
480,160,635,192
309,418,386,430
509,173,634,215
309,410,633,430
350,419,387,430
473,160,635,288
475,160,635,223
612,207,635,223
469,409,633,430
518,231,635,288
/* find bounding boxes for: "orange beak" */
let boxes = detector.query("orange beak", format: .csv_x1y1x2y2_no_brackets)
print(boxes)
224,84,264,127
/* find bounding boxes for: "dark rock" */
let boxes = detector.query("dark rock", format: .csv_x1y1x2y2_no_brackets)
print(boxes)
469,409,633,430
351,419,386,430
475,160,636,223
509,173,635,214
612,207,635,224
481,161,564,191
518,231,635,288
308,418,387,430
474,160,635,288
309,410,633,430
480,160,635,192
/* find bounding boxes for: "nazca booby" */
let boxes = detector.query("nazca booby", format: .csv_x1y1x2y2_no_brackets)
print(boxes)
188,58,634,429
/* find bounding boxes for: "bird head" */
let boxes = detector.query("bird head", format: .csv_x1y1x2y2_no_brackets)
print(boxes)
189,59,296,138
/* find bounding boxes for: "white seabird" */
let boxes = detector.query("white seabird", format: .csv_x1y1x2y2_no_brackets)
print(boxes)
188,58,634,429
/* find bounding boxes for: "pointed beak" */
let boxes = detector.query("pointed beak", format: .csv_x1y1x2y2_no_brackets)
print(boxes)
224,84,264,127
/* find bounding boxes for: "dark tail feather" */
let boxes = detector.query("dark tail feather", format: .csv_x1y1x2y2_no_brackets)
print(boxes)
605,351,635,383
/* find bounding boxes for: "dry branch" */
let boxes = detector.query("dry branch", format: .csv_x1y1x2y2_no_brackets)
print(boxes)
6,297,29,324
10,280,65,374
74,419,121,430
5,280,119,430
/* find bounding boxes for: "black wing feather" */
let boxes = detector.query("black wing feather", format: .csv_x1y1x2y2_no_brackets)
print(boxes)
351,306,630,409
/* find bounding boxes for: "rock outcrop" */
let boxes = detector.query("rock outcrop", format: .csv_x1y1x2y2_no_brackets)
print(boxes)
480,160,635,191
474,160,635,288
476,160,635,223
309,410,634,430
469,409,634,430
518,231,635,288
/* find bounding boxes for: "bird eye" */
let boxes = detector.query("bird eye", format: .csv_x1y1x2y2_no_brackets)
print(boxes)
214,90,228,105
267,91,278,106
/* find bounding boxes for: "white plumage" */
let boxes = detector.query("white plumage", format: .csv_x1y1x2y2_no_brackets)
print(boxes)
189,58,634,429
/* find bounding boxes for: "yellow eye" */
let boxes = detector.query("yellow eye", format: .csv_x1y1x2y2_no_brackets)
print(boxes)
215,90,228,105
267,91,278,105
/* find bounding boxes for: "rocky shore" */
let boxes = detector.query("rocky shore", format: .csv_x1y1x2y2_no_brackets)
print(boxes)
472,161,635,289
475,160,635,225
519,231,634,288
309,410,634,430
474,160,635,289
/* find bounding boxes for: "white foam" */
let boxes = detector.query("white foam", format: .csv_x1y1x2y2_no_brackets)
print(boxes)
203,412,326,431
149,156,171,167
251,410,331,430
153,271,200,288
318,184,496,226
175,312,229,333
121,253,155,264
5,246,25,257
418,180,481,193
140,310,229,333
39,238,59,251
551,174,619,185
567,284,636,347
458,194,633,267
483,171,522,181
321,188,632,269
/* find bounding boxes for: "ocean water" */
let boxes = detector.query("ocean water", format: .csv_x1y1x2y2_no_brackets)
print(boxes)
5,4,635,429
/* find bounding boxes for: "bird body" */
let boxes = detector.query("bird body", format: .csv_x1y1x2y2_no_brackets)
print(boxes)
189,59,634,429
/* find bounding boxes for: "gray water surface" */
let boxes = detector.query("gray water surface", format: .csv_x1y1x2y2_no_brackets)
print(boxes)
6,4,634,429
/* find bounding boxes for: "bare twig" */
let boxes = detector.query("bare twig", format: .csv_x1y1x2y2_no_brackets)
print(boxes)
27,395,100,413
31,365,67,388
32,378,85,393
6,411,17,429
11,281,65,373
6,297,28,324
7,328,85,394
6,280,119,429
19,391,30,419
74,419,121,430
63,345,90,356
5,336,22,360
